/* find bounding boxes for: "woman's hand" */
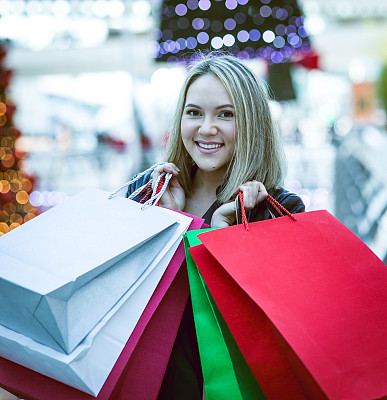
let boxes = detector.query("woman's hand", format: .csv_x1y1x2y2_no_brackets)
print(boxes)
151,163,186,211
211,181,268,228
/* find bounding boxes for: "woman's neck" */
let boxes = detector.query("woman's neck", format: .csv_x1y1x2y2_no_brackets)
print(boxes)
191,167,225,197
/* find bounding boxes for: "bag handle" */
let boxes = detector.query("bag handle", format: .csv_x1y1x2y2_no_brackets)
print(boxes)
238,191,297,231
140,172,172,209
108,162,166,200
109,162,172,209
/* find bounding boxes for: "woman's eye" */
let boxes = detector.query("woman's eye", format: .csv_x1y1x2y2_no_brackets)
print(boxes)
219,110,234,118
186,109,201,117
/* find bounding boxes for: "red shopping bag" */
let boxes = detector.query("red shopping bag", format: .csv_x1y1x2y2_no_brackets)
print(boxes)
190,209,387,400
0,214,205,400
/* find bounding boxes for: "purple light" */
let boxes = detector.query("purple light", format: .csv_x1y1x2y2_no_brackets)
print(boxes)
271,51,284,64
262,30,275,43
151,41,160,57
192,18,205,30
224,18,236,30
198,0,211,10
260,5,271,17
186,36,198,49
295,16,304,27
202,18,211,29
223,34,235,46
154,29,162,40
273,36,285,48
162,29,173,41
298,26,308,38
281,45,292,57
164,40,172,52
238,0,248,4
170,41,179,53
211,36,223,49
163,5,175,17
288,16,297,26
292,37,302,48
167,56,179,63
244,46,255,56
249,29,260,41
187,0,198,10
160,42,167,54
177,37,187,50
197,31,209,44
234,12,246,24
286,25,296,35
260,0,271,4
288,33,300,47
275,24,286,36
225,0,238,10
301,43,311,53
276,8,288,20
237,30,249,43
175,4,187,16
237,51,250,60
261,46,273,59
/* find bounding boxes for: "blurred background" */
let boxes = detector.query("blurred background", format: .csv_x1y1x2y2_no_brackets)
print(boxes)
0,0,387,263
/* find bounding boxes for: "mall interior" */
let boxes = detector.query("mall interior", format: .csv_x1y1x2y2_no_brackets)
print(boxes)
0,0,387,398
0,1,386,250
0,6,386,247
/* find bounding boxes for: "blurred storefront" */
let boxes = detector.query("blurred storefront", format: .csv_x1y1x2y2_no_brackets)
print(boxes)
0,0,387,261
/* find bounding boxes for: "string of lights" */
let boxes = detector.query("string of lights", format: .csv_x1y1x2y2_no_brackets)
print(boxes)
155,0,311,62
0,43,40,235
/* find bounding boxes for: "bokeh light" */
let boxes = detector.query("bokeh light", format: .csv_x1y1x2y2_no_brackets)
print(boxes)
157,0,310,61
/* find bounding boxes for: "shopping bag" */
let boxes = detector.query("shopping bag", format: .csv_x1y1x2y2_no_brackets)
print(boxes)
190,210,387,400
0,188,184,354
184,230,266,400
0,212,205,399
0,204,192,396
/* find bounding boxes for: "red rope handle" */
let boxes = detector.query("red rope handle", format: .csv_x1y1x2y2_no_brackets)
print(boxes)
139,176,165,205
238,192,249,231
139,182,153,204
266,194,297,221
155,177,165,206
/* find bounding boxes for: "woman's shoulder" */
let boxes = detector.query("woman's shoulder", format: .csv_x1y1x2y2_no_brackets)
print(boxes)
269,187,305,214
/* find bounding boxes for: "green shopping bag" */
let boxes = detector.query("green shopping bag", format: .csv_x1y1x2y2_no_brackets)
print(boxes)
184,230,266,400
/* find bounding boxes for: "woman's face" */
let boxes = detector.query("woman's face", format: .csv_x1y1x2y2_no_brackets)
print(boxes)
181,74,236,175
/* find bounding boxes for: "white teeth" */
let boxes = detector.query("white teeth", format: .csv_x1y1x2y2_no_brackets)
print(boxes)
197,142,222,149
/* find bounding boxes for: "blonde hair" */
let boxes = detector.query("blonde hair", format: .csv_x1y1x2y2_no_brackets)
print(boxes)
165,53,287,204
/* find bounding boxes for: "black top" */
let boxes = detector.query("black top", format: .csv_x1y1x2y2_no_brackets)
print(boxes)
126,167,305,225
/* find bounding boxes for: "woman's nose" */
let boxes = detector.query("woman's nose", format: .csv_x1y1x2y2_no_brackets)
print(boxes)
198,117,217,135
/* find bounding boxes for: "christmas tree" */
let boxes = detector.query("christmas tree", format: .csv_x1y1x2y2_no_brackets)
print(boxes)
0,42,39,235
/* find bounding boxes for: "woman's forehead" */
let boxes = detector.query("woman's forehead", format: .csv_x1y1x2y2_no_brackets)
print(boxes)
185,74,233,104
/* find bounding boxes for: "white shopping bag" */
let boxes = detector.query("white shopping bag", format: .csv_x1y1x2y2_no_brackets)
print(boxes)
0,188,183,354
0,208,192,395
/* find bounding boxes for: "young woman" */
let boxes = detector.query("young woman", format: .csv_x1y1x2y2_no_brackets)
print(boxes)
126,54,304,399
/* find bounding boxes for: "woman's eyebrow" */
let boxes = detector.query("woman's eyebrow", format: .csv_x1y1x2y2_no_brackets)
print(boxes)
215,104,234,109
185,103,201,108
184,103,234,109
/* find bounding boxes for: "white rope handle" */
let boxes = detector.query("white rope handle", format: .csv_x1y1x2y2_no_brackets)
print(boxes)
108,162,166,199
141,172,172,209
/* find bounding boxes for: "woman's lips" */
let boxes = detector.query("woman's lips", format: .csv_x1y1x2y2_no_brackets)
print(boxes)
195,141,224,154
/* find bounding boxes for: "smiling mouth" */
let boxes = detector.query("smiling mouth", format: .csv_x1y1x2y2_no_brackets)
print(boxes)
196,142,223,150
